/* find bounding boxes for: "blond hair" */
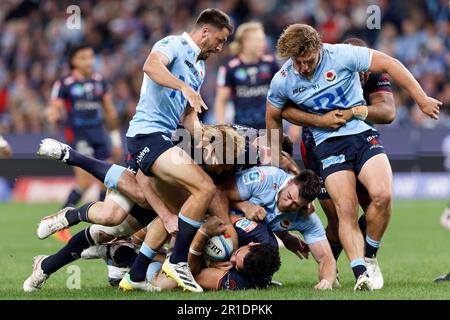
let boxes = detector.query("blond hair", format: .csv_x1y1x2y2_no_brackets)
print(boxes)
276,24,322,58
229,22,264,55
202,125,246,164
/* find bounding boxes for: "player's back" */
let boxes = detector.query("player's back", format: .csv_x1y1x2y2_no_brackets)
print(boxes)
126,33,206,138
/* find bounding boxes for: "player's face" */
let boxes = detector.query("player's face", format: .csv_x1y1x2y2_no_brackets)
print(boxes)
198,27,229,60
230,243,258,271
242,29,266,58
71,48,94,76
292,49,320,77
277,181,309,212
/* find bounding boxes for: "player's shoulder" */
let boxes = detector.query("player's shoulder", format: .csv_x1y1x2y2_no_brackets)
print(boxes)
57,74,77,87
322,43,353,57
154,35,181,48
91,72,104,82
271,59,292,84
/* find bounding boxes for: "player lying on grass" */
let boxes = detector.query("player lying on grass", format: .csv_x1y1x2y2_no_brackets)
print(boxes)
280,37,397,289
113,214,281,291
266,24,442,291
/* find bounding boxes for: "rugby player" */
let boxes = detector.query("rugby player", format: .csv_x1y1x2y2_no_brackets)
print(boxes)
280,37,396,289
265,24,441,290
214,22,279,130
46,44,122,242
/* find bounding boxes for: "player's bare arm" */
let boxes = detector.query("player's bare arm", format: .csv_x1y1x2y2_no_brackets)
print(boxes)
368,49,442,119
309,239,336,290
143,51,207,113
265,101,283,162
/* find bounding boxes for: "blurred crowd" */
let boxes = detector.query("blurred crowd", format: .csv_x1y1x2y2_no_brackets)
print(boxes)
0,0,448,135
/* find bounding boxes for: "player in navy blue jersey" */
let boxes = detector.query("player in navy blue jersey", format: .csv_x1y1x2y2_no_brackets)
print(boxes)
215,22,279,130
46,44,122,242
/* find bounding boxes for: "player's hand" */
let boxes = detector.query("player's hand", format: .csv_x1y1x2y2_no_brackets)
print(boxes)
280,151,301,175
303,202,316,215
314,279,333,290
200,216,227,237
282,234,309,259
319,110,346,129
417,96,442,120
244,204,267,221
162,214,178,236
181,84,208,114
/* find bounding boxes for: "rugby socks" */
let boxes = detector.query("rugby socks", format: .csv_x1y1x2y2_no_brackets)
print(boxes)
329,241,343,261
63,187,83,208
65,202,95,226
129,243,157,282
112,245,137,268
365,235,380,258
358,214,367,236
65,149,113,183
350,258,367,279
169,213,203,264
41,227,94,275
147,261,162,282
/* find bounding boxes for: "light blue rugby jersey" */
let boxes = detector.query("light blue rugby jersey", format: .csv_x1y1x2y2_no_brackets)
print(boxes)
126,32,206,137
235,166,326,244
267,43,377,145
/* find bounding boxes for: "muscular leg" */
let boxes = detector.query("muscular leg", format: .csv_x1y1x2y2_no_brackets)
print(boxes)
325,170,366,280
357,154,393,258
319,198,342,260
148,147,216,264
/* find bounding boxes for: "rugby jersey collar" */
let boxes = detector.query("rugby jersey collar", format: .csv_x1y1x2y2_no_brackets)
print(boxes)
181,32,201,57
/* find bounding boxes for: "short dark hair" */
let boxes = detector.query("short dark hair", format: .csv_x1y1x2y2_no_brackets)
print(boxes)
243,244,281,288
68,43,93,68
194,8,233,34
281,133,294,157
292,169,321,202
343,37,368,47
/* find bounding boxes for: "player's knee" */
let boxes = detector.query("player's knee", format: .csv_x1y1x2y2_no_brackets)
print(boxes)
194,175,216,200
334,198,358,219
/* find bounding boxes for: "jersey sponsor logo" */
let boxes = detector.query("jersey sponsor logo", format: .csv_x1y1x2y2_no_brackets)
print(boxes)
136,146,150,165
321,154,346,169
292,86,306,94
235,68,247,81
71,83,84,97
235,218,257,233
235,84,269,98
324,69,337,83
242,169,264,185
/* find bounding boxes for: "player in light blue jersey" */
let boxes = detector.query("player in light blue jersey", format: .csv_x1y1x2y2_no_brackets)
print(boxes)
266,24,442,291
223,166,337,290
125,9,233,293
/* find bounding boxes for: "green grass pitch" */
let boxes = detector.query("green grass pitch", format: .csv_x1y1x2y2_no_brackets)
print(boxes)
0,200,449,300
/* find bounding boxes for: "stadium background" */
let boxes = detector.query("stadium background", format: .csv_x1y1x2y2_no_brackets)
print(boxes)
0,0,449,299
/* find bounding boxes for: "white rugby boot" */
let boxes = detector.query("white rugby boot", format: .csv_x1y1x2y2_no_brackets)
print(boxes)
37,138,70,162
119,273,161,292
162,258,203,293
365,257,383,289
23,255,49,292
37,207,72,239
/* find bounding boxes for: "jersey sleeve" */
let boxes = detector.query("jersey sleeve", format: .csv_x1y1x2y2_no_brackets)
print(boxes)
335,44,373,73
267,74,287,109
296,213,327,245
50,79,66,101
151,36,178,64
217,64,234,88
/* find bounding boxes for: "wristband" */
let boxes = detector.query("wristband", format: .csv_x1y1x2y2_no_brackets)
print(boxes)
351,106,368,121
189,248,202,256
110,130,122,148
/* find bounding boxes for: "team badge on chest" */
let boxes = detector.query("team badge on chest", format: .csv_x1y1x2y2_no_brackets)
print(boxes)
324,69,337,83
